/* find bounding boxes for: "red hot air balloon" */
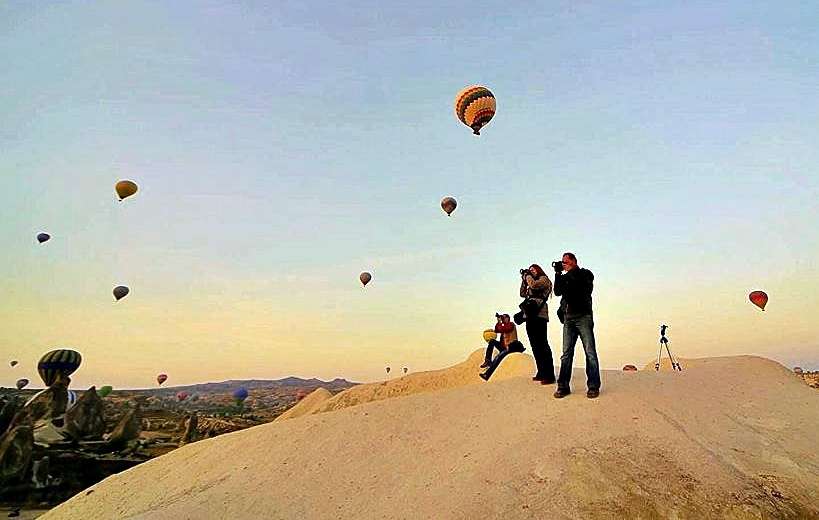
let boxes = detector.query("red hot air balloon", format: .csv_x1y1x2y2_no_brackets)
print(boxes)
176,391,188,402
360,272,372,287
440,197,457,216
749,291,768,311
157,373,168,385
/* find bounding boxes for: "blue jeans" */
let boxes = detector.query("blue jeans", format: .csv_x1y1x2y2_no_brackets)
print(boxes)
557,315,600,392
481,341,525,380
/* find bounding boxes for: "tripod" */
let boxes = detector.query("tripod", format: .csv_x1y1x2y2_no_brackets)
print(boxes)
655,324,682,371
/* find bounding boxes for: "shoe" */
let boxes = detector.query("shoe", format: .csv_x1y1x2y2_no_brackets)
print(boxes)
587,389,600,399
479,372,490,381
553,388,570,399
540,379,556,385
480,362,490,369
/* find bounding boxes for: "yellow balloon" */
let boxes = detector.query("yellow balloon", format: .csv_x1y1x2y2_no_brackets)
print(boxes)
482,329,497,342
115,180,139,201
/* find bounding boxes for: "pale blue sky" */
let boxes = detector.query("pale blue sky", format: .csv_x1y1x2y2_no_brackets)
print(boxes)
2,1,818,387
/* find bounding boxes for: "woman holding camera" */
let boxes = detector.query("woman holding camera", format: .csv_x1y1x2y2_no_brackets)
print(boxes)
519,264,555,384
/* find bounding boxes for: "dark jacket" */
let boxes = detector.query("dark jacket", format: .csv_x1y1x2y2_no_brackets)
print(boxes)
554,268,594,318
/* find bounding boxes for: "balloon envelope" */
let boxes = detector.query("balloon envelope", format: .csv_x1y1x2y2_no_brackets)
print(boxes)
622,365,638,372
440,196,457,216
98,385,113,398
37,349,82,387
157,374,168,385
16,378,29,390
403,367,408,374
385,366,391,374
455,85,496,135
359,272,372,286
176,391,188,401
9,360,17,367
115,180,139,201
113,286,130,301
483,329,498,342
233,387,249,401
37,233,51,244
749,291,768,311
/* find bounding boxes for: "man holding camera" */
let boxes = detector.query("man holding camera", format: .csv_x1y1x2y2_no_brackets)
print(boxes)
552,252,601,399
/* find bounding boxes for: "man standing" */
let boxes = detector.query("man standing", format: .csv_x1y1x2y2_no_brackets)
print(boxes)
552,252,601,399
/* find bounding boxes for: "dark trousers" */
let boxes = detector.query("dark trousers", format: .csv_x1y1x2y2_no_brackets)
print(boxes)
557,314,601,392
525,317,555,382
483,339,504,365
481,340,525,380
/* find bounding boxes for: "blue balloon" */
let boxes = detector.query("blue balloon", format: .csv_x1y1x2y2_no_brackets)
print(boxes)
233,387,249,401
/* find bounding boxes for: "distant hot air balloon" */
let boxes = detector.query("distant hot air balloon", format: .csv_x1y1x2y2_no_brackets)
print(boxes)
749,290,768,311
9,360,17,367
622,365,638,372
37,233,51,244
233,387,249,406
360,272,372,287
176,391,188,402
483,329,498,343
296,390,307,401
113,285,130,301
455,85,496,135
115,180,139,201
157,374,168,385
16,378,29,390
403,367,408,374
37,349,82,387
98,385,113,398
385,366,391,374
440,196,457,216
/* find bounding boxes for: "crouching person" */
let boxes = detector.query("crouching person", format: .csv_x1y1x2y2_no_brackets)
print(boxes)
480,313,525,381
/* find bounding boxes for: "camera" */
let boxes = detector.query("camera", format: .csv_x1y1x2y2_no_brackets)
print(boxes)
551,260,563,271
520,268,531,276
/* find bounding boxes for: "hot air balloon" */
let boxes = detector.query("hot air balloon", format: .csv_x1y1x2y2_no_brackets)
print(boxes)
37,233,51,244
157,373,168,385
622,365,638,372
16,378,29,390
9,360,17,367
749,290,768,311
360,272,372,287
483,329,498,343
115,180,139,201
403,367,408,374
37,349,82,387
233,387,249,406
296,390,307,401
176,391,188,402
455,85,496,135
440,196,457,217
385,366,391,374
98,385,113,398
113,285,130,301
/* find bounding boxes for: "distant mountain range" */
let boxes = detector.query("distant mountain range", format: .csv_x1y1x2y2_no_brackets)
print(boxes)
128,377,358,394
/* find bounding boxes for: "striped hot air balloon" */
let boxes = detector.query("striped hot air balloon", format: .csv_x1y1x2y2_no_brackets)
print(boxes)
37,349,82,387
455,85,496,135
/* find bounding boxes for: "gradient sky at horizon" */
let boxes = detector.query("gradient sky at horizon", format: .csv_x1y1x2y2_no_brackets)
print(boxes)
2,1,818,389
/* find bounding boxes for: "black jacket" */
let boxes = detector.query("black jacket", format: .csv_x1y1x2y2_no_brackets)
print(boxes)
554,268,594,318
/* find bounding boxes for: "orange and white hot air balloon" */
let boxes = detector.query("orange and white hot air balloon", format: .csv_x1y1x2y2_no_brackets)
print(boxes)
749,290,768,311
454,85,496,135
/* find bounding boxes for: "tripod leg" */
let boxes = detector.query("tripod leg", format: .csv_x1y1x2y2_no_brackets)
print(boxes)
655,342,663,371
665,342,682,371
